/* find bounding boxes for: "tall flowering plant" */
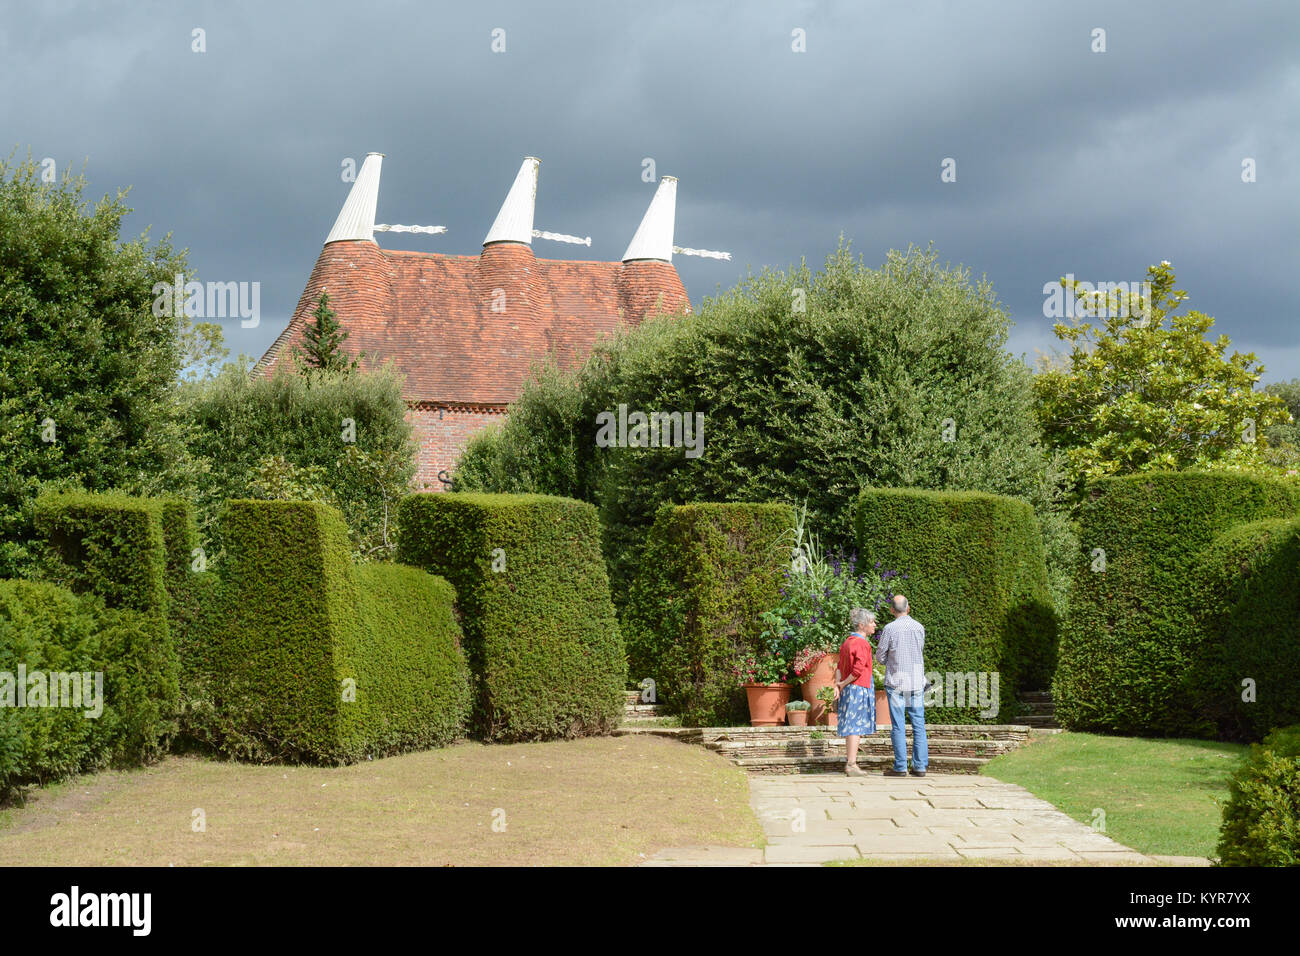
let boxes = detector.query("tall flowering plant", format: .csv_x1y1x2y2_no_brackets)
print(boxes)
759,505,903,683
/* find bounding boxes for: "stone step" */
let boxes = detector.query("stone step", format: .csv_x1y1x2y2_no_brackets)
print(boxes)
695,724,1032,743
702,739,1021,763
610,723,1032,774
1016,691,1059,728
1018,714,1060,728
1019,691,1054,703
623,703,665,716
733,754,989,775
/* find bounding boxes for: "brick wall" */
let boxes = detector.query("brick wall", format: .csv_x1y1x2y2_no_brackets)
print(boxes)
407,404,506,491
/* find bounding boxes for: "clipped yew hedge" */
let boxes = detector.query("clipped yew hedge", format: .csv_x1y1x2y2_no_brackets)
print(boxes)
344,563,472,755
4,491,191,795
0,579,169,798
855,488,1057,722
1189,517,1300,741
182,500,470,763
396,492,625,742
27,491,180,758
32,491,170,617
622,502,793,727
1054,472,1300,738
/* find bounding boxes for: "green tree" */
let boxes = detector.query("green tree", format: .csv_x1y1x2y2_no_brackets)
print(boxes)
293,291,360,373
0,154,198,578
1262,379,1300,474
457,243,1075,609
1034,262,1290,490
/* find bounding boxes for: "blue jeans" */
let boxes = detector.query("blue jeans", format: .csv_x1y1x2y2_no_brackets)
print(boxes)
886,687,928,773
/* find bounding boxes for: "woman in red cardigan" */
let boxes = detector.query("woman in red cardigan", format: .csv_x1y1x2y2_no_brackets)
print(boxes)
834,608,878,776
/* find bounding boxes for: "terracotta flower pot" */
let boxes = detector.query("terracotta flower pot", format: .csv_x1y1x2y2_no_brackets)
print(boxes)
744,683,791,726
875,686,891,729
825,712,838,729
800,653,838,724
787,708,809,726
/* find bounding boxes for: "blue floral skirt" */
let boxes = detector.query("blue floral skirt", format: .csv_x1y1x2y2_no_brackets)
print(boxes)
838,682,876,737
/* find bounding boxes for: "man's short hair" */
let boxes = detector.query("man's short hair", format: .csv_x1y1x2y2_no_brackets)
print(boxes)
891,594,909,614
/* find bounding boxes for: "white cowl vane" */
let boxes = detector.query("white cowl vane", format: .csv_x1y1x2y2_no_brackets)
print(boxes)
325,152,383,244
621,176,677,262
483,157,540,245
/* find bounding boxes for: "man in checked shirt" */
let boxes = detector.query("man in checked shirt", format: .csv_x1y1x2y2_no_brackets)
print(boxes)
875,594,929,777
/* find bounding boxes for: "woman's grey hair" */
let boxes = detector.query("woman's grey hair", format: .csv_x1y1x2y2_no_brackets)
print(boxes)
849,608,875,631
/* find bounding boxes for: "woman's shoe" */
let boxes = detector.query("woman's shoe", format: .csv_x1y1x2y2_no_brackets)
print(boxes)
845,764,866,777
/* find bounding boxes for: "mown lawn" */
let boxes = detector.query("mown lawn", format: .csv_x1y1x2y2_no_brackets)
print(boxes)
0,735,762,866
982,731,1247,859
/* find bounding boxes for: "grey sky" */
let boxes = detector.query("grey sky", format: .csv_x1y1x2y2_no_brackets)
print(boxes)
4,0,1297,380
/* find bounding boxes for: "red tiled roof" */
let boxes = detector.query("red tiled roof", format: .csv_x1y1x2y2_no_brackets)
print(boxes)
255,241,690,406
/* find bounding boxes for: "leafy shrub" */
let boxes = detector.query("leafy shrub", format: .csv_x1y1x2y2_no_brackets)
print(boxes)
855,487,1058,721
181,499,470,763
454,245,1073,607
1054,472,1299,737
622,503,792,726
1189,517,1300,740
0,579,173,799
396,492,625,742
180,362,415,561
1216,724,1300,866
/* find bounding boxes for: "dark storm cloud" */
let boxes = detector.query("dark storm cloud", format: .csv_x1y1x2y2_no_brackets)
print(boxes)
3,0,1297,378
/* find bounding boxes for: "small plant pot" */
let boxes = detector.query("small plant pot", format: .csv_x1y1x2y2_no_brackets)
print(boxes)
744,683,791,726
787,709,809,726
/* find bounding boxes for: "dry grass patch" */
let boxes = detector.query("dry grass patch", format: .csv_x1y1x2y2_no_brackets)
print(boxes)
0,735,761,866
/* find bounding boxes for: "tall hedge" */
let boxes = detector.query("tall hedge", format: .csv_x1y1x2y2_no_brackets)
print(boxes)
28,491,180,756
854,487,1057,721
32,491,170,617
1189,517,1300,741
1054,472,1300,737
181,499,470,763
396,492,625,742
621,502,793,726
0,580,169,799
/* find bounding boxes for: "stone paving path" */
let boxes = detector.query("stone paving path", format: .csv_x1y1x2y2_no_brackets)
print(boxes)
644,772,1206,866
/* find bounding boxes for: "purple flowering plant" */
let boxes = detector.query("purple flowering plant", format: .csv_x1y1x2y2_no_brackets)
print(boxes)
758,503,902,684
